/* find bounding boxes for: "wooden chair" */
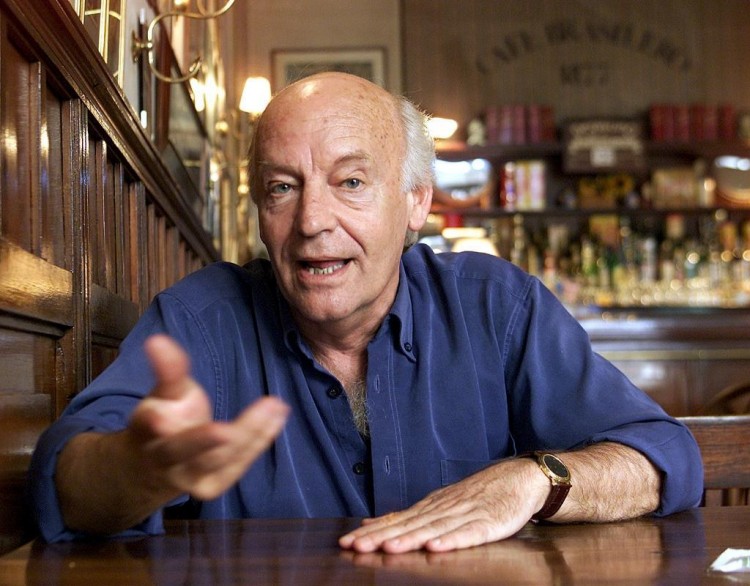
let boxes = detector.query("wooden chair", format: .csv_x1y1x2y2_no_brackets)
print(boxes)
699,382,750,415
679,415,750,506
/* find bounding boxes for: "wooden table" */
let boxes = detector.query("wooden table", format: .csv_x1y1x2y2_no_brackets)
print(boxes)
1,507,748,585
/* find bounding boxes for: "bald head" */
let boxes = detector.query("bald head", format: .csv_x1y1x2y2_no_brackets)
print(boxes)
248,72,434,201
265,72,401,127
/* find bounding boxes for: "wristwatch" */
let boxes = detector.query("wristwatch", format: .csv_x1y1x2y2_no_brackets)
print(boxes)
530,452,572,520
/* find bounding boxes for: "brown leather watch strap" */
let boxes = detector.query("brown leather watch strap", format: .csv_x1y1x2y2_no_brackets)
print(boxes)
532,482,571,520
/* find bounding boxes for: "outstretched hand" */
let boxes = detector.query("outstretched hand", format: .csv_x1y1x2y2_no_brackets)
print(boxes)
129,334,290,501
57,334,290,535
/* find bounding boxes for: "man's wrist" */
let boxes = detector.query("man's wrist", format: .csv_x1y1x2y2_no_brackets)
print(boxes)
526,452,572,521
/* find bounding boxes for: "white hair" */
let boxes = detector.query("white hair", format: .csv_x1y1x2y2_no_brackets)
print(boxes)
398,96,435,248
398,96,436,193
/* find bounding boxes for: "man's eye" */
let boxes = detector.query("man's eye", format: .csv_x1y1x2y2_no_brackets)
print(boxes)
269,183,292,195
343,178,362,189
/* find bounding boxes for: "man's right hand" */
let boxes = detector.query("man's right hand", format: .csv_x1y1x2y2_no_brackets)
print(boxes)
56,334,289,535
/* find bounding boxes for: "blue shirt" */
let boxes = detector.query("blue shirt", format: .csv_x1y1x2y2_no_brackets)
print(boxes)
30,244,704,542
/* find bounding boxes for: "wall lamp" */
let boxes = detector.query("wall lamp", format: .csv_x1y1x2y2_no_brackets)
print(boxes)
239,76,272,119
132,0,236,84
215,76,271,138
214,77,272,195
427,117,459,140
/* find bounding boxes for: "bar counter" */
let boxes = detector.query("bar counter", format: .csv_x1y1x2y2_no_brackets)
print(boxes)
1,507,748,585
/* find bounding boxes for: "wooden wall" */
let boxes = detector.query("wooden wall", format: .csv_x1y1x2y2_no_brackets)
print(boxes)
0,0,217,554
402,0,750,132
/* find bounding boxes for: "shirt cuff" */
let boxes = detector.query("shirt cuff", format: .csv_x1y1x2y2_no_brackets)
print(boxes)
587,419,704,516
28,416,167,542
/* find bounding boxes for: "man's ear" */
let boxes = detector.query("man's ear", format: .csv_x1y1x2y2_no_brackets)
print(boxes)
407,183,433,232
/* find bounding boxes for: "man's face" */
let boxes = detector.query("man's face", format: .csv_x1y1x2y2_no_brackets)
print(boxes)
254,75,430,335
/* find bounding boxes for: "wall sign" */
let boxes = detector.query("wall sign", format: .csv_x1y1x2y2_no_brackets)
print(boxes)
563,120,645,173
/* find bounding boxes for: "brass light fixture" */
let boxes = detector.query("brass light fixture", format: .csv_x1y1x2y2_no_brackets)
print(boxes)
131,0,236,84
215,76,272,196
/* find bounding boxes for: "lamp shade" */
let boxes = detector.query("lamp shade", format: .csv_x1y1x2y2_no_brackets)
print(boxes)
426,117,458,140
239,76,271,116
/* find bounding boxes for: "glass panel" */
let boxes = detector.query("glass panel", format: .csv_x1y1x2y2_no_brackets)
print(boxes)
107,3,122,81
83,0,103,52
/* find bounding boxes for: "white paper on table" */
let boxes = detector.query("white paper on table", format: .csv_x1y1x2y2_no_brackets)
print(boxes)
710,549,750,573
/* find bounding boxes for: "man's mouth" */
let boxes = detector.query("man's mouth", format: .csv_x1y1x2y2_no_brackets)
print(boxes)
302,260,349,275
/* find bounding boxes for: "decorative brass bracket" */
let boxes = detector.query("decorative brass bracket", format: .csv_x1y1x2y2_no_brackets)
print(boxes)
131,0,235,83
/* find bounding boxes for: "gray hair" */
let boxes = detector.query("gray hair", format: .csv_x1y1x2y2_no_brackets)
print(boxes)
398,96,435,248
398,96,436,193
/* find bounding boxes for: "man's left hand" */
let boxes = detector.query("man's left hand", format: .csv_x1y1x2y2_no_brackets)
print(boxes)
338,457,547,553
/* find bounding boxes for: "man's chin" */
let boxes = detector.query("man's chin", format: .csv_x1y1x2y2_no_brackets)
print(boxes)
289,296,355,326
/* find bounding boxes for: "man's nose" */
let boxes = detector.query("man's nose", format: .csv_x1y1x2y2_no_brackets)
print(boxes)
295,184,336,236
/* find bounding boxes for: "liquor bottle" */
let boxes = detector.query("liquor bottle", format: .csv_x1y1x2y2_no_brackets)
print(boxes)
509,214,528,271
640,237,658,284
579,237,596,285
501,162,517,211
659,213,686,286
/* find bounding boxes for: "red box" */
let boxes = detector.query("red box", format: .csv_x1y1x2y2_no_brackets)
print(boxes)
691,104,718,141
484,106,500,143
650,104,667,141
674,104,690,142
719,104,737,140
512,104,527,144
541,106,556,141
527,105,542,143
498,106,515,144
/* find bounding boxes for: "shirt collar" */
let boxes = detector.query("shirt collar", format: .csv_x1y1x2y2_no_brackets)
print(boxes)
385,261,416,362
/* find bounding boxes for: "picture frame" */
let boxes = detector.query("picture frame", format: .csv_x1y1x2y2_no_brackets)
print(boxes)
271,47,387,91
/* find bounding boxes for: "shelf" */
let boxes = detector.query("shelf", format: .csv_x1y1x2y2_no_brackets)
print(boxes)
430,205,748,219
436,141,561,162
436,140,750,163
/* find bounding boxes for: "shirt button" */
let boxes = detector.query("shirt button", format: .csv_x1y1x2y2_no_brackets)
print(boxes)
353,462,366,475
404,342,413,352
326,387,342,398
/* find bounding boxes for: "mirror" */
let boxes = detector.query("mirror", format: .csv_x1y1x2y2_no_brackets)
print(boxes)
713,155,750,205
432,158,494,210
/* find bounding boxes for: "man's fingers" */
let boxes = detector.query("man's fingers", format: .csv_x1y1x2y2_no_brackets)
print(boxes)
144,334,193,399
235,396,290,444
144,396,290,499
136,335,290,500
340,512,501,554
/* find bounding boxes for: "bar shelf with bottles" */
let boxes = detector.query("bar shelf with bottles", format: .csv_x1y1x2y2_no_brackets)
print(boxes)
434,141,750,311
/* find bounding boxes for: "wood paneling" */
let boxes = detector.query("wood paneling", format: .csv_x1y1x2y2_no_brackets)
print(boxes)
0,0,219,554
585,310,750,416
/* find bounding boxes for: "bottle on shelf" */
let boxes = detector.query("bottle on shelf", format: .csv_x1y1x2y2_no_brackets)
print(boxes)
509,214,528,271
494,210,750,309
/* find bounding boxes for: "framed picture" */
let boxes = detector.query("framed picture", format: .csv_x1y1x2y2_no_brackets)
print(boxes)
272,47,387,91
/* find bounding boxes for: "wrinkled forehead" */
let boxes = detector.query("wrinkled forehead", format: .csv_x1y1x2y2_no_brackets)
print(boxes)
256,75,404,158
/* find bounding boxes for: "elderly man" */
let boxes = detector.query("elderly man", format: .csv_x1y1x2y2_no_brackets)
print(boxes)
30,72,702,554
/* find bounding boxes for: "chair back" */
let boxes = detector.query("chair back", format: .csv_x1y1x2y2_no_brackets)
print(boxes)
679,415,750,506
699,382,750,415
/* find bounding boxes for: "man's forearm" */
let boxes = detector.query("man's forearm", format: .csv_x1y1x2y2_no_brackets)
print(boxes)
550,441,661,523
56,431,180,535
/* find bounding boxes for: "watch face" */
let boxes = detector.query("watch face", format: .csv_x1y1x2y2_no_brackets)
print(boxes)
542,454,570,480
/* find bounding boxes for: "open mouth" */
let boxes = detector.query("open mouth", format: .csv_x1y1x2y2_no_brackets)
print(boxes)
302,260,350,275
